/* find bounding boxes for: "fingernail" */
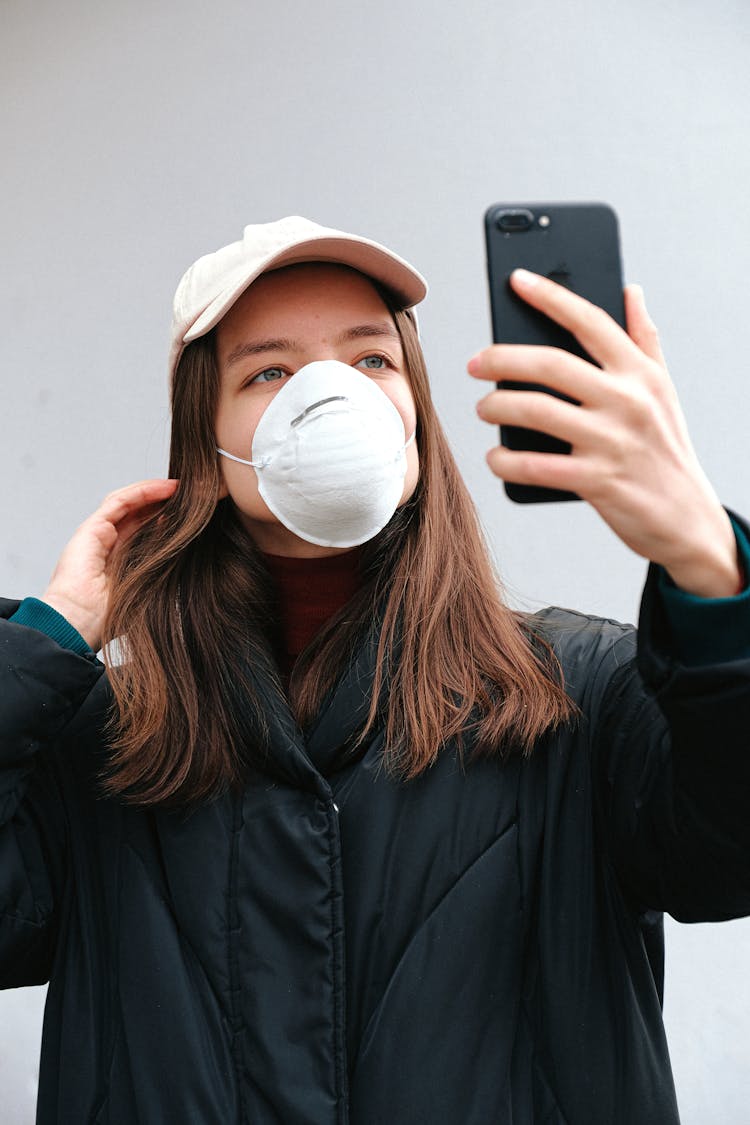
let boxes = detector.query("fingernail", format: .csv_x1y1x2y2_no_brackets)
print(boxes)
512,268,539,287
467,353,482,374
630,283,654,321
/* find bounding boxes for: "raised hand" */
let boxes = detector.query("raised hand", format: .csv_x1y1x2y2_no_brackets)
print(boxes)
468,270,741,598
41,479,179,650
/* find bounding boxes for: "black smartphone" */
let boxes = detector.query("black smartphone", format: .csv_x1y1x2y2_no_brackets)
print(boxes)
484,201,625,503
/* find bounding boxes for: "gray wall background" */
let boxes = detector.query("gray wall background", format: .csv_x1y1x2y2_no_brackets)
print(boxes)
1,0,748,1120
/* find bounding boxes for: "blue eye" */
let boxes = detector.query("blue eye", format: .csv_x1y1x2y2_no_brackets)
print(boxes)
358,354,387,371
250,367,288,385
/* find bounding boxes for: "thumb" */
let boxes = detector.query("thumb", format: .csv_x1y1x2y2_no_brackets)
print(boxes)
624,284,667,367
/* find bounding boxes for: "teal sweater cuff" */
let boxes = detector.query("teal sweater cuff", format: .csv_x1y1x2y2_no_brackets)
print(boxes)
9,597,93,655
656,516,750,665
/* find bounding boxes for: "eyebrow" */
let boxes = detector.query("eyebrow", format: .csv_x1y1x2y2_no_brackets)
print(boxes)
225,323,401,368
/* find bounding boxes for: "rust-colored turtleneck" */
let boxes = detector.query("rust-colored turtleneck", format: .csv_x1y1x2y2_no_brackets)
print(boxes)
262,548,363,681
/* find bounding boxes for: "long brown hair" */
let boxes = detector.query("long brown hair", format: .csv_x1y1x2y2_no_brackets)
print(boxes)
100,286,575,808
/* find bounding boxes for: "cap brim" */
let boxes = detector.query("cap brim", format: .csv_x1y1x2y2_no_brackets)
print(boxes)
183,234,427,345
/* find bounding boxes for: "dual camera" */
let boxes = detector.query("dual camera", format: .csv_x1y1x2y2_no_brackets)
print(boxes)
492,208,551,234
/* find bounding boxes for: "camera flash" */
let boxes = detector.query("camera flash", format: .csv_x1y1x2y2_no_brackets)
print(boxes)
538,215,551,228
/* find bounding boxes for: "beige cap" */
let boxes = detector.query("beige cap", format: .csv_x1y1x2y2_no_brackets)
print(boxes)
169,215,428,381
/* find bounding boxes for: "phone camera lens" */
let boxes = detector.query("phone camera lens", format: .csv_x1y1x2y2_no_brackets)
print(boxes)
495,209,534,233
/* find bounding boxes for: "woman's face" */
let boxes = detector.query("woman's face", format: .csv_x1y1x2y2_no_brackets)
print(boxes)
214,263,419,556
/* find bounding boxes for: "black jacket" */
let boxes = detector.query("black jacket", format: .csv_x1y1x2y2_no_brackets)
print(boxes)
1,562,750,1125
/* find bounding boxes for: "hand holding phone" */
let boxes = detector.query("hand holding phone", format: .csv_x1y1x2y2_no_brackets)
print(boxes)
484,202,625,503
471,227,742,596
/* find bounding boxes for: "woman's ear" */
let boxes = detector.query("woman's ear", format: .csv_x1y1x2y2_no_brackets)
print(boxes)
214,446,230,499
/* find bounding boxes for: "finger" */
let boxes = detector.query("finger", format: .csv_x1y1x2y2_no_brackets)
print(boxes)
477,388,602,448
95,479,179,529
624,284,667,366
469,344,608,406
509,270,640,371
486,444,591,494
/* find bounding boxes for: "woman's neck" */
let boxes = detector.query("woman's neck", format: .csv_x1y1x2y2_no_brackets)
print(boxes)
262,547,364,681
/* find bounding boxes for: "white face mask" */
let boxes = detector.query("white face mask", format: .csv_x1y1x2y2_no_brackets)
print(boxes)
217,360,416,549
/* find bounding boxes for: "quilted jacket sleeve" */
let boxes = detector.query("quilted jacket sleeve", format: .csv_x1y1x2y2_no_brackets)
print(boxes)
0,599,104,986
593,520,750,922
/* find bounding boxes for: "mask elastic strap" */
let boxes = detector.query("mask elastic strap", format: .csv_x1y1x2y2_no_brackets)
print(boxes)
216,446,268,469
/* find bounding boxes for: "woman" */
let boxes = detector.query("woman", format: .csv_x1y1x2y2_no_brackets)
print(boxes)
1,215,748,1124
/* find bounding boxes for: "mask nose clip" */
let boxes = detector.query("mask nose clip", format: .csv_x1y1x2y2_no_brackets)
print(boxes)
290,395,349,428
